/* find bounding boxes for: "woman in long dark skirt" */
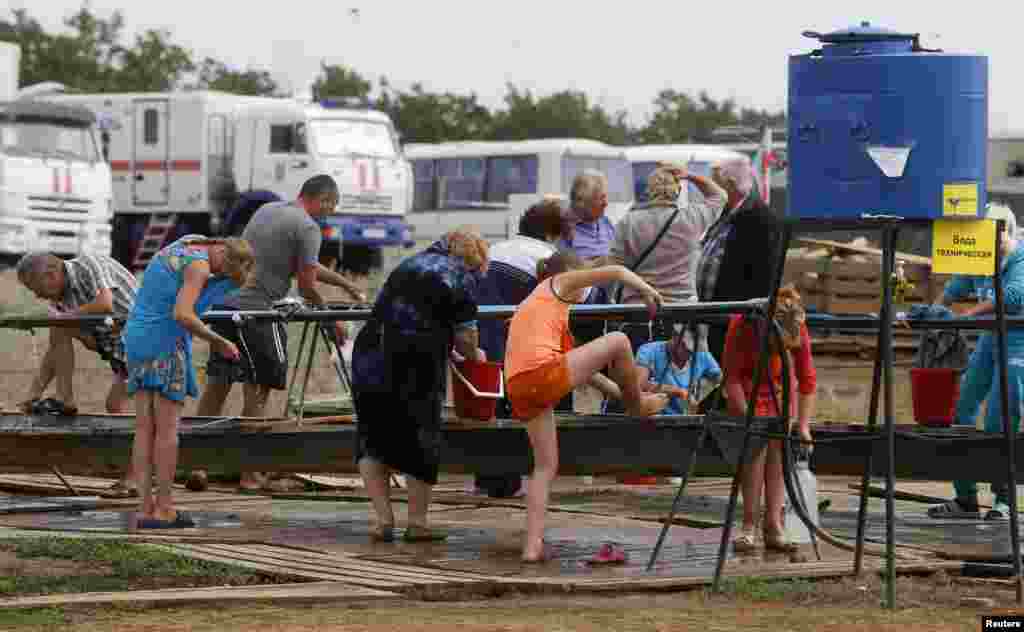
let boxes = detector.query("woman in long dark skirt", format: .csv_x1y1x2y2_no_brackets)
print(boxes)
352,228,488,542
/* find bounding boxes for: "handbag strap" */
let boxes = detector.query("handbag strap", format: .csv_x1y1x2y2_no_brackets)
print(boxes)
615,205,681,303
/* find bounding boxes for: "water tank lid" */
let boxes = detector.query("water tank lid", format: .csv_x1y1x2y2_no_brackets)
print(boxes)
803,21,917,44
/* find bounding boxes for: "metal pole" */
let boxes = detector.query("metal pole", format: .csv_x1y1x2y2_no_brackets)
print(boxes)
646,423,707,571
854,232,888,576
880,225,899,610
992,219,1023,604
297,322,320,424
712,222,793,592
284,322,313,418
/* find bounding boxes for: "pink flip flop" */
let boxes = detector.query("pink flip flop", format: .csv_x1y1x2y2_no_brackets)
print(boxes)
588,543,628,565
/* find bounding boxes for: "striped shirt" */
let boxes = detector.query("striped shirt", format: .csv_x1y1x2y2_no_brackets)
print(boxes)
57,254,137,316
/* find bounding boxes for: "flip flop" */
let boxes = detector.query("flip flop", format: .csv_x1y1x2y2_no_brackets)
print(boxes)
137,511,195,529
587,543,628,565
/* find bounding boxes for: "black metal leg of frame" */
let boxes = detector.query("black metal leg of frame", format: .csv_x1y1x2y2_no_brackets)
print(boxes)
646,423,708,572
711,223,793,592
880,225,899,610
992,220,1023,604
854,240,889,576
298,323,320,422
284,322,313,418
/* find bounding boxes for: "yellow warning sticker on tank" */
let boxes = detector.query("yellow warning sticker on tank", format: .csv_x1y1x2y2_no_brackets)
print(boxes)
942,183,979,217
932,219,996,276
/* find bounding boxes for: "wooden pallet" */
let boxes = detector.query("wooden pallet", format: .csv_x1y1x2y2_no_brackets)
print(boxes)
155,543,500,590
0,581,402,610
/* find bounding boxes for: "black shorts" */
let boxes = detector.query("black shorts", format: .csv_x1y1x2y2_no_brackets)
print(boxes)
205,306,289,390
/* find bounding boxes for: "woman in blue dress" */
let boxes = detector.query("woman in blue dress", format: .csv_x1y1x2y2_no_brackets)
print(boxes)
352,228,488,542
123,235,254,528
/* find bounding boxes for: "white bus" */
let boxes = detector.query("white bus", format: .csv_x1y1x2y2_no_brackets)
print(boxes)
404,138,634,241
623,144,748,205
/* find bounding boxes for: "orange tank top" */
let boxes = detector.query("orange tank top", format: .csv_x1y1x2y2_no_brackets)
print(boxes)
505,278,575,379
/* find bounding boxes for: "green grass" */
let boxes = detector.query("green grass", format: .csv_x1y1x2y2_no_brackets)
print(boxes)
0,536,284,597
712,576,817,601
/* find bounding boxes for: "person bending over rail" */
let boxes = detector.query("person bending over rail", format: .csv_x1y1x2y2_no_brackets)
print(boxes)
504,251,669,563
16,251,140,498
351,228,489,543
122,235,253,528
195,174,365,493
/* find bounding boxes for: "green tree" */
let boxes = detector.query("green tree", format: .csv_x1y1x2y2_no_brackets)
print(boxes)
194,57,277,96
377,80,492,144
488,85,633,144
311,62,372,103
114,29,194,91
1,6,193,92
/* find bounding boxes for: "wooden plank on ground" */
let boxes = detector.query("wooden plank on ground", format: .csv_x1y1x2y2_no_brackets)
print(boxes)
162,543,451,589
0,581,401,609
196,542,490,584
243,544,498,581
151,544,407,588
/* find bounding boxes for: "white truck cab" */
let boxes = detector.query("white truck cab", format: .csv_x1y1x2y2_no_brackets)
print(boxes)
0,100,113,262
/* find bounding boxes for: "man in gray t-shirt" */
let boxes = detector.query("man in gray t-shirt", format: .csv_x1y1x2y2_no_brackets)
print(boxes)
197,175,364,491
235,200,323,310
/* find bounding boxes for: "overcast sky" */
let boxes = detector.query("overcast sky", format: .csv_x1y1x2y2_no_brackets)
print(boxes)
17,1,1019,133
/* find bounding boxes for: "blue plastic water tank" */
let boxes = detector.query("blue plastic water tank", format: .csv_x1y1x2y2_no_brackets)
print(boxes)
787,22,988,220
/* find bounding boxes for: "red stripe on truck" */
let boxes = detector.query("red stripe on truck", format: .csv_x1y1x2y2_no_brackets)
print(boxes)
109,160,201,171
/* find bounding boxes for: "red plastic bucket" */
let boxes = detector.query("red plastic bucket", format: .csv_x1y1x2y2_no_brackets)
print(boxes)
909,368,961,427
451,360,504,422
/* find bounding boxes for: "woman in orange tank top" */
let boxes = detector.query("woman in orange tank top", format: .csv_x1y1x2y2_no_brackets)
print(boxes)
505,251,670,563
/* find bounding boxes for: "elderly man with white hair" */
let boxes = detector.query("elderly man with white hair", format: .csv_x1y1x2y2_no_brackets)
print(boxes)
696,156,781,368
16,250,140,497
928,203,1024,521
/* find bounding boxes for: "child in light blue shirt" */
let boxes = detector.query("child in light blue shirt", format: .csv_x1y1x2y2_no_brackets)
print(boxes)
635,327,722,415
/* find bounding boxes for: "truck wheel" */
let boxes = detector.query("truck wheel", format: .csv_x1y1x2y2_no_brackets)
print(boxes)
341,245,383,275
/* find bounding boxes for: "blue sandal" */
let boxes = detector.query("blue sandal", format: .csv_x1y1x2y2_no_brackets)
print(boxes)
137,511,195,529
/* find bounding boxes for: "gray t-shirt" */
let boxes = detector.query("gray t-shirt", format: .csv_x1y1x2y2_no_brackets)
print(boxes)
236,201,322,309
610,190,726,304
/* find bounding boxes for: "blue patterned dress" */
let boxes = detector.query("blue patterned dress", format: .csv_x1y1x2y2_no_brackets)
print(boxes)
351,239,480,484
122,236,241,402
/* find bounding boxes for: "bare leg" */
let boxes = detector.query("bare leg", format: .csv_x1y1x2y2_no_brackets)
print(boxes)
51,328,76,408
566,332,666,416
523,408,558,561
132,391,156,518
740,445,767,533
406,476,434,529
358,456,394,528
152,395,183,522
190,382,233,490
239,383,271,489
106,380,137,489
763,440,786,534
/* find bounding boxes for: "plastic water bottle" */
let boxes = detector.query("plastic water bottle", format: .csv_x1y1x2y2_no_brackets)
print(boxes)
784,457,820,544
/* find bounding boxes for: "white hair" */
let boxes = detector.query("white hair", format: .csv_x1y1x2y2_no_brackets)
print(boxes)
15,252,60,285
570,169,607,209
987,203,1018,241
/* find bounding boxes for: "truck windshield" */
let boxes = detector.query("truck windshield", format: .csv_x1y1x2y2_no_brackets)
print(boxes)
309,119,397,158
0,121,99,162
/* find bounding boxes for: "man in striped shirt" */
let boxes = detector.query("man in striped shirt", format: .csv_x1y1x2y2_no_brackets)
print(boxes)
16,252,139,495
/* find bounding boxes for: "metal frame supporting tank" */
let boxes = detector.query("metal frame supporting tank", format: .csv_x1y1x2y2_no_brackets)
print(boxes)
787,22,988,220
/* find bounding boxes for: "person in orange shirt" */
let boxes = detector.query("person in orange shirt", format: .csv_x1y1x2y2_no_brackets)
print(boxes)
723,284,817,553
505,251,669,562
